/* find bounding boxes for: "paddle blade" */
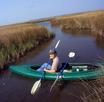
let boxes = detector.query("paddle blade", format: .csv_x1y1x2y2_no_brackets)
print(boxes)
31,79,41,95
50,77,59,92
68,52,75,58
55,40,60,49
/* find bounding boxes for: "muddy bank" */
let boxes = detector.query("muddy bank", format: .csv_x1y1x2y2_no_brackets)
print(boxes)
0,23,54,69
50,10,104,37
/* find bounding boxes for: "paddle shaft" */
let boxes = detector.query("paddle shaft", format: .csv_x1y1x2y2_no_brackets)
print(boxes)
59,60,69,75
50,59,69,92
39,40,60,78
31,40,60,95
59,52,76,75
50,52,75,92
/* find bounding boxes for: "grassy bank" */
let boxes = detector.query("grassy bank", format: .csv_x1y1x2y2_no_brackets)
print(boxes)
81,78,104,102
51,10,104,37
0,23,54,69
80,63,104,102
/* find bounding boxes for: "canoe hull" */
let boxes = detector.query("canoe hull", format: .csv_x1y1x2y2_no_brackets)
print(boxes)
9,63,104,80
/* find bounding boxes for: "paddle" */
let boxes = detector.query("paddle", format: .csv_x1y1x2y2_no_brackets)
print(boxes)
31,40,60,95
50,52,75,92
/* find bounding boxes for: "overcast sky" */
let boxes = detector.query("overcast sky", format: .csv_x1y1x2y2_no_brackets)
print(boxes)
0,0,104,25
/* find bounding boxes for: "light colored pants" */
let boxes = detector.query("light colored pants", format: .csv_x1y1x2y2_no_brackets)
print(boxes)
37,63,51,72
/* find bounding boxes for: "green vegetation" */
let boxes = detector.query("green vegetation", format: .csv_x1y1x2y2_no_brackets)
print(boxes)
0,23,54,68
51,10,104,37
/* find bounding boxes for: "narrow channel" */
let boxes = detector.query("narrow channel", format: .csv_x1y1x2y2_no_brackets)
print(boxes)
0,21,104,102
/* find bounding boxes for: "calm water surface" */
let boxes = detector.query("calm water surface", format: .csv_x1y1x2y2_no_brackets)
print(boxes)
17,21,104,64
0,21,104,102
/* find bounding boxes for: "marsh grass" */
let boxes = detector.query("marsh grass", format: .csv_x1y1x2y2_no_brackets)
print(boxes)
51,10,104,37
81,64,104,102
0,23,54,68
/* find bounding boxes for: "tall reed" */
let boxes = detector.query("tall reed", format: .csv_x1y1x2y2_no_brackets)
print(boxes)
51,10,104,37
81,64,104,102
0,23,54,68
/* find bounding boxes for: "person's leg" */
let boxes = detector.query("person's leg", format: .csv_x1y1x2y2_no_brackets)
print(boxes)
37,63,51,71
45,63,51,70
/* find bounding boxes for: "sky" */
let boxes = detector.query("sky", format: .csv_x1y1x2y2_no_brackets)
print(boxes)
0,0,104,26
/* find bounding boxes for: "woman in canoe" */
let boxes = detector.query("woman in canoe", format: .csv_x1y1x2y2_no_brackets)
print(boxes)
37,49,59,73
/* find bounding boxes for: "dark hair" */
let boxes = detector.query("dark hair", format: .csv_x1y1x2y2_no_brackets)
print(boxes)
49,49,57,55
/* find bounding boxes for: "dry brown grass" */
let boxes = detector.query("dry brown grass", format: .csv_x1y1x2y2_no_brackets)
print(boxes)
81,78,104,102
51,10,104,37
0,23,53,48
80,64,104,102
0,23,54,68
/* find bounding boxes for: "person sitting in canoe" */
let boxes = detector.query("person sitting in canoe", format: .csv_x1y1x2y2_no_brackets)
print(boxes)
37,49,59,73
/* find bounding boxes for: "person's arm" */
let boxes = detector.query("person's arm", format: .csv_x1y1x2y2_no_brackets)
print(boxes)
44,57,59,73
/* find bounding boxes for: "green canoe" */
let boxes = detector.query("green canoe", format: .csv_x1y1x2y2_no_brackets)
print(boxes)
9,63,104,80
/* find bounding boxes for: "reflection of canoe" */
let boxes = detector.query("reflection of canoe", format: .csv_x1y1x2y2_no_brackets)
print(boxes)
9,63,104,80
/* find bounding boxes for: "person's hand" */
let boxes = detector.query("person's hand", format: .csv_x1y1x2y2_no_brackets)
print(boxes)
44,68,47,71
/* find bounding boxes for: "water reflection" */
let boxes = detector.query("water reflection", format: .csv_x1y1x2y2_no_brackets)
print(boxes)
50,81,87,102
50,81,68,102
95,35,104,49
62,29,91,37
62,28,104,51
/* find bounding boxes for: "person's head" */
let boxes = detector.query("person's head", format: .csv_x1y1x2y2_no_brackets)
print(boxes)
49,49,57,59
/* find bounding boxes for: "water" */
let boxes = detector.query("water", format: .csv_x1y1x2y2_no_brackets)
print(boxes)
0,71,90,102
17,21,104,64
0,21,104,102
